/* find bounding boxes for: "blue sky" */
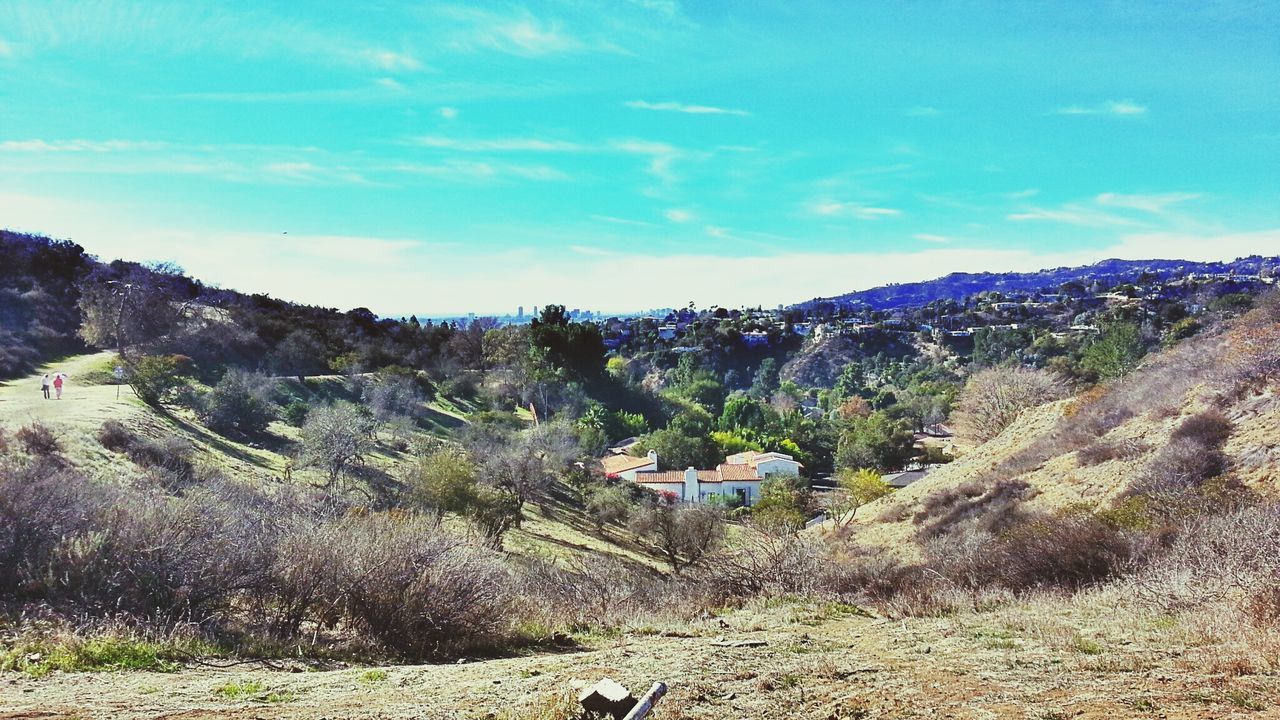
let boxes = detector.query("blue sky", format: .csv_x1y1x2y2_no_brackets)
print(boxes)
1,1,1277,315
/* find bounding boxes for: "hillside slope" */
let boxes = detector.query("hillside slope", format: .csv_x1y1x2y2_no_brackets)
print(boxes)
0,353,667,572
845,295,1280,554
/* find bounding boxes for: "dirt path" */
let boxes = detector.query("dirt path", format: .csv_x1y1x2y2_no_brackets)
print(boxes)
3,604,1275,720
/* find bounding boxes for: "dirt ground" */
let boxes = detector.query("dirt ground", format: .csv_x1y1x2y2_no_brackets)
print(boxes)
3,600,1276,720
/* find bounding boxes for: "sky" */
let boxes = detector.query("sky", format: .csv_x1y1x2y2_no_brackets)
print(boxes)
1,1,1278,316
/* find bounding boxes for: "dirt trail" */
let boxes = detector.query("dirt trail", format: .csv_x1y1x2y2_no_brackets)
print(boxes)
3,606,1274,720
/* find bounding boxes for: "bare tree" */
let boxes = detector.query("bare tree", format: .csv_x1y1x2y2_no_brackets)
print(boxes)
952,367,1070,446
630,501,725,573
301,402,377,487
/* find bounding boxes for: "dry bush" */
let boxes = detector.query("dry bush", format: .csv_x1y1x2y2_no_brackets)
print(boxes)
1170,408,1233,447
952,367,1071,445
96,419,134,452
41,481,276,624
15,421,60,456
1076,438,1147,466
514,554,668,630
697,530,825,600
329,513,513,659
913,479,1036,537
936,513,1133,592
1128,504,1280,619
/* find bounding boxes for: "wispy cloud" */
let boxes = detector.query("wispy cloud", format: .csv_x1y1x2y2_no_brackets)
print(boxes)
1052,99,1148,116
0,39,13,57
612,139,682,184
810,200,902,220
437,6,584,57
0,1,425,73
413,136,585,152
439,107,459,120
1007,205,1140,227
914,233,952,243
1004,188,1039,200
589,214,655,228
625,100,750,116
0,139,170,153
387,160,569,183
904,106,941,117
665,208,694,223
1095,192,1200,213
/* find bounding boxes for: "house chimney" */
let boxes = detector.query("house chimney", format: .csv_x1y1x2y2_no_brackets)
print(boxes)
684,467,699,503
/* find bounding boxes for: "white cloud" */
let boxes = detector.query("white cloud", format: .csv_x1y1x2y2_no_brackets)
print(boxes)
914,233,952,243
0,2,425,73
612,139,682,184
0,39,13,57
388,160,569,183
1095,192,1200,213
0,139,170,153
1052,100,1148,116
374,77,405,91
439,106,459,120
664,208,694,223
589,214,655,228
625,100,750,116
1004,188,1039,200
811,200,902,220
1007,205,1140,227
358,50,423,72
413,135,585,152
438,6,583,57
904,106,940,116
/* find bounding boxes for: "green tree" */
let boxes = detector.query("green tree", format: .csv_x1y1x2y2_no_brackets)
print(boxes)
123,353,191,406
835,411,915,471
750,474,812,535
1081,322,1145,380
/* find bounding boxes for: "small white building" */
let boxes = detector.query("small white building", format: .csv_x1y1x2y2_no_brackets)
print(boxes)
601,450,658,481
612,450,804,506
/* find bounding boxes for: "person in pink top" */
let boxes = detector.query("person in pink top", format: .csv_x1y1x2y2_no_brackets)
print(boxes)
53,372,65,400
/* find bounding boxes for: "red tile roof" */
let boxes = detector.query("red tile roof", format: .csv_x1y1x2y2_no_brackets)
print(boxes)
717,464,760,481
601,454,656,474
634,471,686,484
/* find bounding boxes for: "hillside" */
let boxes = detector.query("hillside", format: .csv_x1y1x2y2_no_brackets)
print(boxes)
796,256,1279,311
843,293,1280,555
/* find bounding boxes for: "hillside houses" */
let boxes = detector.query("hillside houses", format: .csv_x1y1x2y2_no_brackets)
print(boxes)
601,450,803,505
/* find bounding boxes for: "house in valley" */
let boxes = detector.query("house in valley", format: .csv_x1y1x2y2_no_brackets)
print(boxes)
604,449,804,506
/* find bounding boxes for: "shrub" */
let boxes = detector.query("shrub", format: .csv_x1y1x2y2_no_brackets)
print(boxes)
1170,408,1233,447
200,369,276,436
124,354,191,406
96,419,135,452
281,400,310,427
300,402,377,487
328,514,512,659
952,368,1070,445
698,531,825,600
630,501,725,573
16,421,60,456
585,485,633,530
914,479,1036,538
127,437,196,483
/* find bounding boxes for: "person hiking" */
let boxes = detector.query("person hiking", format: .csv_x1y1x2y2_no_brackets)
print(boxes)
41,373,51,400
53,372,65,400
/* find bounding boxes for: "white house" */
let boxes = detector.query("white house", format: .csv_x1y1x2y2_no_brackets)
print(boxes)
609,450,804,506
601,449,658,481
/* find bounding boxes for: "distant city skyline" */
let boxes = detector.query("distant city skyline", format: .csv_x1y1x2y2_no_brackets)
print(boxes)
1,1,1277,315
